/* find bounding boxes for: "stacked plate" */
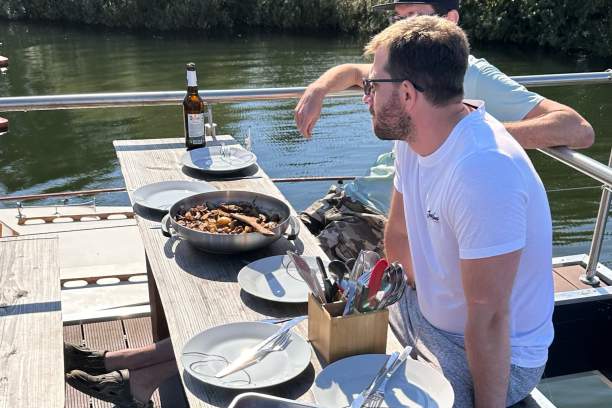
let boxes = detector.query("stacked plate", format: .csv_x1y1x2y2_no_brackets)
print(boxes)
237,255,324,304
132,180,216,212
313,354,454,408
181,322,311,390
181,144,257,174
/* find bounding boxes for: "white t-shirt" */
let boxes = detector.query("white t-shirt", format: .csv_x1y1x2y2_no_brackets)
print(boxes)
393,101,554,368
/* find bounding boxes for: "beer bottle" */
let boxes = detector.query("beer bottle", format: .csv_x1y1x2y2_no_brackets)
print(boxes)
183,63,206,150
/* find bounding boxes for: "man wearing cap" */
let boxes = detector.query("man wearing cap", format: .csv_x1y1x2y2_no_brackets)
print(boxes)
297,0,594,263
362,15,553,407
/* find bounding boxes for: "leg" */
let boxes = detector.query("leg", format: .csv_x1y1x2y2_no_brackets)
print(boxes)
129,360,180,404
66,359,179,407
389,289,546,407
146,255,169,341
105,337,174,371
389,288,475,407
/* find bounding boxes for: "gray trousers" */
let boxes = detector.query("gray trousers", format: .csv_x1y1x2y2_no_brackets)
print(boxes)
389,289,545,408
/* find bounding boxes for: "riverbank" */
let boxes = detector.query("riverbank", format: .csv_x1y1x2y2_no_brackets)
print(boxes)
1,0,610,57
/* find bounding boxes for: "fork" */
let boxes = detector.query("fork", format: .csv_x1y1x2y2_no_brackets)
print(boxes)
255,330,291,359
215,330,292,378
364,390,385,408
350,346,413,408
358,270,372,285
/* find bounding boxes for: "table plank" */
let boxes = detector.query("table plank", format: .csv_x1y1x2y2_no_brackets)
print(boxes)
0,235,63,408
114,137,402,407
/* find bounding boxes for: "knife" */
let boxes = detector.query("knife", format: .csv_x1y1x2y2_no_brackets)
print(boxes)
287,251,326,303
316,256,335,303
215,316,306,378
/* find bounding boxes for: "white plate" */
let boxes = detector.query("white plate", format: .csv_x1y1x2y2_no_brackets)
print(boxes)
313,354,454,408
132,180,216,212
181,322,311,390
181,145,257,174
238,255,324,303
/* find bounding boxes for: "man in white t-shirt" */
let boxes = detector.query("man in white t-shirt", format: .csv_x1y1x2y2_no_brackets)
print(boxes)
363,16,554,407
298,0,594,263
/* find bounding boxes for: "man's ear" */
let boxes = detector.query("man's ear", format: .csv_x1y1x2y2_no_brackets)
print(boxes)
402,81,417,110
446,10,460,24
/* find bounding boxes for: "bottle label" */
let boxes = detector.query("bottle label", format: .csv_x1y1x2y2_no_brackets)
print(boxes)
187,113,205,144
187,71,197,87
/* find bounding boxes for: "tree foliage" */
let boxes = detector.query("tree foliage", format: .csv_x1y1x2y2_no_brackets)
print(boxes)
1,0,610,56
460,0,612,57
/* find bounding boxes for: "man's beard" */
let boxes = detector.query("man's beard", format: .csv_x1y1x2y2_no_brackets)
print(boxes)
371,91,414,142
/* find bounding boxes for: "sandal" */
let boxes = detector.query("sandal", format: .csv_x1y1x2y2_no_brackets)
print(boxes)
65,369,153,408
64,342,107,375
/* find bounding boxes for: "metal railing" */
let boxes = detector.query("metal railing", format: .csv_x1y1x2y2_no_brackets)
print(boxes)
539,146,612,285
1,69,611,285
0,71,610,112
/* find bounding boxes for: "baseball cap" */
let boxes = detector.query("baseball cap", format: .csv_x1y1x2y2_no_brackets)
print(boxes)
372,1,460,12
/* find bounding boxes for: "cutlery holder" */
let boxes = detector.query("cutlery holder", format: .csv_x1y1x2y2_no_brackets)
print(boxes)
307,294,388,364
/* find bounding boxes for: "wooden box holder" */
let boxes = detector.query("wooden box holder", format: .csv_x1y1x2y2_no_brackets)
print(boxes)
307,293,388,364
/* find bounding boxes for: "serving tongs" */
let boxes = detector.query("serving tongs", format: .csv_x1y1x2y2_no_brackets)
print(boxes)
342,250,380,315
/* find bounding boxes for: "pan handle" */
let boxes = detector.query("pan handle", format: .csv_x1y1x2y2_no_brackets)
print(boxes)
161,213,175,238
284,216,301,241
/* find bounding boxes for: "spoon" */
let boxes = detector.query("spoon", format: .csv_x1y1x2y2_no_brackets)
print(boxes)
328,260,350,283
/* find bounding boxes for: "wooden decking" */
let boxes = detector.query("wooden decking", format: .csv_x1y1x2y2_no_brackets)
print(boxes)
0,236,64,408
64,317,185,408
552,264,609,292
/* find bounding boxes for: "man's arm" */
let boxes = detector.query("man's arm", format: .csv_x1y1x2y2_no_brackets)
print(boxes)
294,63,371,137
461,250,522,408
505,98,594,149
384,188,415,286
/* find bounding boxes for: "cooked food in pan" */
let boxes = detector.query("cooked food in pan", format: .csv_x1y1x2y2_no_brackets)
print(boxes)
175,202,280,234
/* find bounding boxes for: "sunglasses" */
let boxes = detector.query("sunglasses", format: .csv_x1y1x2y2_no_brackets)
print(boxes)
363,78,426,96
388,12,437,24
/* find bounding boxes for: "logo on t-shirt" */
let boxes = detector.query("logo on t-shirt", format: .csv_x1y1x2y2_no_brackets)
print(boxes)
426,209,440,223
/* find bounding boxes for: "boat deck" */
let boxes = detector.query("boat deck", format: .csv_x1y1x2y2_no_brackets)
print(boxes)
552,264,609,291
63,264,609,408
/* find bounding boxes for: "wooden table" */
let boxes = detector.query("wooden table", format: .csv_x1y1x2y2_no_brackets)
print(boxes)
114,137,402,407
0,235,64,408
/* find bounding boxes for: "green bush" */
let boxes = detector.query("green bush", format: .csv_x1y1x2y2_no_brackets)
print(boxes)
1,0,610,56
460,0,612,57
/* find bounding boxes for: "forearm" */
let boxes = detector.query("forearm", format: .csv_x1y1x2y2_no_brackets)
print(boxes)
384,228,415,286
295,63,371,137
504,108,594,149
465,314,510,408
309,63,371,95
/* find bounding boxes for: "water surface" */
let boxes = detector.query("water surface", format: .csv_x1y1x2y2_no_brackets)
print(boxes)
0,22,611,268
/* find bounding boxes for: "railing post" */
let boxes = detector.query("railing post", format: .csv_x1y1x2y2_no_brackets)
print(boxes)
581,148,612,286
